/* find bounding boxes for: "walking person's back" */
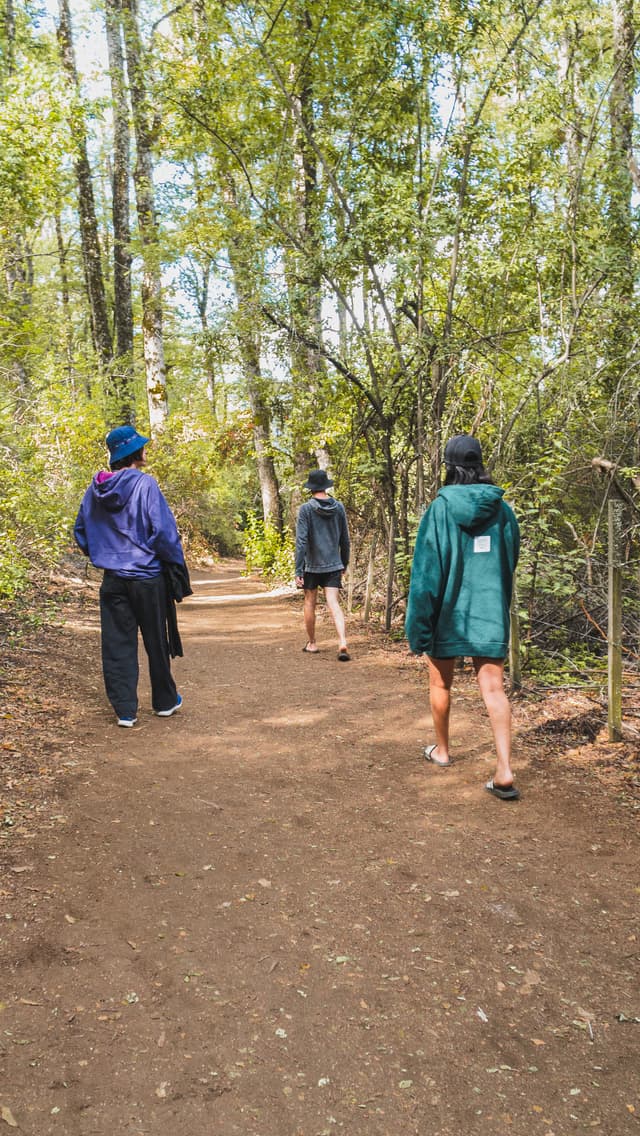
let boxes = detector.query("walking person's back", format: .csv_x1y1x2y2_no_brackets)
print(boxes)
295,469,351,661
406,434,521,799
74,425,188,727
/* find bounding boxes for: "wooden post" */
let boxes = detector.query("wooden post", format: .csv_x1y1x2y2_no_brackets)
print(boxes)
363,533,378,624
384,513,396,633
509,575,522,691
607,499,624,742
346,565,354,615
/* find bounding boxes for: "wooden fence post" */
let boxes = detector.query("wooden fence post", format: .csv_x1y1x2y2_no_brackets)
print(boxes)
363,533,378,624
607,499,624,742
509,575,522,691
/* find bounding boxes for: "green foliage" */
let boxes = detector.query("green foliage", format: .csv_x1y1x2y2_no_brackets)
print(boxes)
3,0,640,681
144,413,257,557
523,644,607,687
242,513,295,583
0,378,105,604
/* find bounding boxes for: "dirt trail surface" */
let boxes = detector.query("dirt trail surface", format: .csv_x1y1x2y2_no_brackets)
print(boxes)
1,561,639,1135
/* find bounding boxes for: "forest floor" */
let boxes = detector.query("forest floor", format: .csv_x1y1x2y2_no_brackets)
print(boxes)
0,558,639,1136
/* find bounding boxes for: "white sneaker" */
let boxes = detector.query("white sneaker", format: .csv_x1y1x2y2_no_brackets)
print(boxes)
117,717,138,728
154,694,183,718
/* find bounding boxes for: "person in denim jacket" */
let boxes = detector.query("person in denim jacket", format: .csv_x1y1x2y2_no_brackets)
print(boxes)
295,469,351,662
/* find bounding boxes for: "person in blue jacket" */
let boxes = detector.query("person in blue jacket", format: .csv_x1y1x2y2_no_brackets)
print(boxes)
295,469,351,661
405,434,521,800
74,425,185,727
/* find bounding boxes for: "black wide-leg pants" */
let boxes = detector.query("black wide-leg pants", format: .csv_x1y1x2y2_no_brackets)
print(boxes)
99,571,178,719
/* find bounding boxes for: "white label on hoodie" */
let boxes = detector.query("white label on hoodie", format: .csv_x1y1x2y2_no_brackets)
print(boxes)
474,535,491,553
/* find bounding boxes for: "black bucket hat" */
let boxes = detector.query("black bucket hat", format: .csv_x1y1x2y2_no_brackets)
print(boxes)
304,469,334,492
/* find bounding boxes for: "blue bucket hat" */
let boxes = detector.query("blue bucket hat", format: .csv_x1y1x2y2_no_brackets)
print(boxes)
106,425,150,465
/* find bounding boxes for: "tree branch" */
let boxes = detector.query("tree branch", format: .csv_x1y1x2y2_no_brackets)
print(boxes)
591,457,640,515
261,305,385,420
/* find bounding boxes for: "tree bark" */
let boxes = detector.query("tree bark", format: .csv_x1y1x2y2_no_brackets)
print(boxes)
2,0,15,75
179,253,218,414
57,0,113,370
2,0,31,391
54,213,75,385
225,180,283,531
607,0,635,379
121,0,168,432
105,0,135,421
3,232,31,391
285,10,330,473
193,263,217,414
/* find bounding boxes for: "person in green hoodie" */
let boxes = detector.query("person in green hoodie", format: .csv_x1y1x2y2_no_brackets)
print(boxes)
405,434,521,800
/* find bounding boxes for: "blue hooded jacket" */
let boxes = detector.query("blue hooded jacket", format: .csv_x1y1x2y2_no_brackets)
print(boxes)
74,468,184,579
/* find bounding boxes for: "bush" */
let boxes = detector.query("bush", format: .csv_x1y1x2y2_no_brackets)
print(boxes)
141,413,258,557
242,513,295,583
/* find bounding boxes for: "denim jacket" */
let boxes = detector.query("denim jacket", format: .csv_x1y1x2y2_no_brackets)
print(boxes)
295,497,350,576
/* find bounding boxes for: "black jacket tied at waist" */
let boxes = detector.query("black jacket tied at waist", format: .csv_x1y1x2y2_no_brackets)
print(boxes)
163,562,193,658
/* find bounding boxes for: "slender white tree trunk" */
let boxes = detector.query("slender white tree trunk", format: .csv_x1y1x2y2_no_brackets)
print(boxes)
121,0,167,433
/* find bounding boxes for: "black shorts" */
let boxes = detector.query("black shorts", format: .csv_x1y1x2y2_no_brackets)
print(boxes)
303,570,342,591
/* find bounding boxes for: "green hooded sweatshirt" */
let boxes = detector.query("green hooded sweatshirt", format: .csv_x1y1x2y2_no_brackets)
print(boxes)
405,484,520,659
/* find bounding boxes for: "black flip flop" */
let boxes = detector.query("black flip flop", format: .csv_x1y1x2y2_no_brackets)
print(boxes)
485,779,520,801
302,645,320,653
337,649,351,662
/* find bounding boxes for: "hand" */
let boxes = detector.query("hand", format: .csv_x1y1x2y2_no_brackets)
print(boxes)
295,575,304,589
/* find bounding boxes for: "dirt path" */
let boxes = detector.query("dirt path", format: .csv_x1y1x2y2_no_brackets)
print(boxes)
1,562,639,1135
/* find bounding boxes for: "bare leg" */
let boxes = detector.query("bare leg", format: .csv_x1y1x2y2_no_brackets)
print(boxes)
303,588,319,650
426,656,456,764
324,587,348,651
473,658,514,786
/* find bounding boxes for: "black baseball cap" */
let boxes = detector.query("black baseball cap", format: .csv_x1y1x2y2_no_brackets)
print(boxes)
444,434,483,467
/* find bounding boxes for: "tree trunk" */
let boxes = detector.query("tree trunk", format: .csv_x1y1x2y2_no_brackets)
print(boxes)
105,0,135,422
2,0,16,76
55,213,75,386
286,11,329,472
225,180,283,531
1,6,32,392
195,276,218,417
607,0,635,381
188,263,218,415
3,232,31,391
121,0,168,432
57,0,113,370
244,350,283,532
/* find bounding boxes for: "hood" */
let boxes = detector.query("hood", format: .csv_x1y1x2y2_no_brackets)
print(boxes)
310,496,340,516
438,484,505,532
90,467,144,512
